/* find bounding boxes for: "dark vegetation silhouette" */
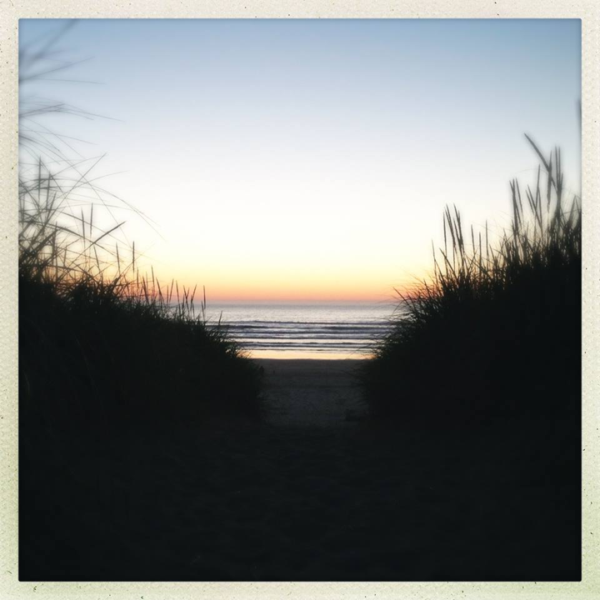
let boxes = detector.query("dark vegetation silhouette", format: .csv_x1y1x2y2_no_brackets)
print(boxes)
362,137,581,427
19,180,263,432
19,26,262,434
359,138,581,581
19,25,262,580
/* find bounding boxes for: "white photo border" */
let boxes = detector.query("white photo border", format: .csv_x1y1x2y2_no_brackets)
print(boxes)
1,2,598,598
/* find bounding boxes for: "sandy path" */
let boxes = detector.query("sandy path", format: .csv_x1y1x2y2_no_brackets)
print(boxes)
256,359,365,426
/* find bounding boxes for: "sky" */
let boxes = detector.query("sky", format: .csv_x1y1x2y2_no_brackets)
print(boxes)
19,19,581,302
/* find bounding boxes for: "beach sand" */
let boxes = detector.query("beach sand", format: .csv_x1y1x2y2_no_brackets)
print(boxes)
21,359,581,581
256,358,365,426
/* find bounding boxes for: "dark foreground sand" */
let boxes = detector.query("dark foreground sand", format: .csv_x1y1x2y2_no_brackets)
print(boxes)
257,359,365,426
21,359,580,581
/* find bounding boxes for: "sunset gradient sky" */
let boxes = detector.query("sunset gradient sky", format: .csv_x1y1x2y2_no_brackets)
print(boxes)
19,19,581,302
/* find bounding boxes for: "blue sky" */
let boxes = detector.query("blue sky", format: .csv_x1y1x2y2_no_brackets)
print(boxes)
19,19,581,301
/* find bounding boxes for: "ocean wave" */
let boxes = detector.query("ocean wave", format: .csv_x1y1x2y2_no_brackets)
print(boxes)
237,340,376,351
201,304,403,355
208,320,392,329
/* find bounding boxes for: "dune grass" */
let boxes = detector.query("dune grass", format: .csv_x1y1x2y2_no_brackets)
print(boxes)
19,160,263,439
19,35,264,577
361,137,581,425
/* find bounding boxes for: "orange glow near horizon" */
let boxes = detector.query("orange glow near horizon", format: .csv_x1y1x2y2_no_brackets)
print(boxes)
146,262,431,304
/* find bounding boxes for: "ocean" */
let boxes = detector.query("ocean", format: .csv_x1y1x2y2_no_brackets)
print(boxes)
201,302,405,359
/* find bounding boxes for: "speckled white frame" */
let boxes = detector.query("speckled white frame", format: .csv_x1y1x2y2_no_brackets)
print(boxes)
1,3,598,598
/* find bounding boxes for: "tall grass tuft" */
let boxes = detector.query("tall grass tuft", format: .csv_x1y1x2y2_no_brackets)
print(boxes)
20,162,262,439
19,163,264,578
19,32,264,576
361,137,581,425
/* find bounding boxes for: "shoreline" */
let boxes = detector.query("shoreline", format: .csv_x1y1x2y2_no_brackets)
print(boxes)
250,353,372,361
253,357,366,363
